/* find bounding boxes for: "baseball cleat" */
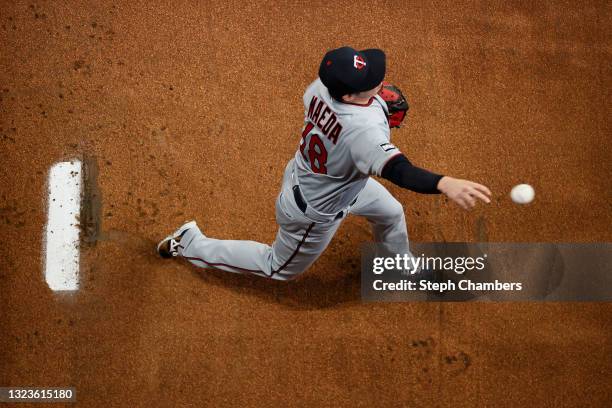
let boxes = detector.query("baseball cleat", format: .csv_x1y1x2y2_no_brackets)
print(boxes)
157,221,197,258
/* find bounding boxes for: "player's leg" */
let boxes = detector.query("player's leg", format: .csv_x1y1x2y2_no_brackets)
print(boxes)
160,158,343,280
173,171,343,281
177,210,341,281
268,201,343,280
348,177,411,256
177,223,275,278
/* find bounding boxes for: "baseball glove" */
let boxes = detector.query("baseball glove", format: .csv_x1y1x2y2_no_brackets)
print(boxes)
378,82,409,128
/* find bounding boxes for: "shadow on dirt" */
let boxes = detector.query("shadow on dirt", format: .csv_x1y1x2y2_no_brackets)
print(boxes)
189,265,362,311
104,228,363,310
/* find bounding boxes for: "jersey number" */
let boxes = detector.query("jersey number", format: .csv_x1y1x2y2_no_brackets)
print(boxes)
300,122,328,174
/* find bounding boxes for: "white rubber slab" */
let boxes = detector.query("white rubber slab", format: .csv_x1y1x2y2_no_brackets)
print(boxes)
44,160,82,291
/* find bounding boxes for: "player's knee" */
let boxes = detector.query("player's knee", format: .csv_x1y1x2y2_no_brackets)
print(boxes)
388,199,405,221
268,259,309,281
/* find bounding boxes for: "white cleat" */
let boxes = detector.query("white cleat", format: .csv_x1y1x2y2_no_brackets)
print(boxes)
157,221,197,259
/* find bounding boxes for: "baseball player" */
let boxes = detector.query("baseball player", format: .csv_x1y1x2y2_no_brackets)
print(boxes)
157,46,491,280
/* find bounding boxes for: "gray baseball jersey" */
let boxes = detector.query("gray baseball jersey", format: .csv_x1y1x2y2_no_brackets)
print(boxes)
166,79,416,281
294,78,403,214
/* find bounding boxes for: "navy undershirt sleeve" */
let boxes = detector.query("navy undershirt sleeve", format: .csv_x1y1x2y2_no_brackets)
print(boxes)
381,154,443,194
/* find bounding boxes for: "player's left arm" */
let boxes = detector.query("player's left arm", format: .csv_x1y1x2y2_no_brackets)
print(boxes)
381,154,491,210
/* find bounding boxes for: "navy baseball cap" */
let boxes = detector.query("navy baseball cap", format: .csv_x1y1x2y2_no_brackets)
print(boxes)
319,46,386,98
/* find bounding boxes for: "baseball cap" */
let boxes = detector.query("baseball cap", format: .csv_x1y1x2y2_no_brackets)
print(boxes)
318,46,386,99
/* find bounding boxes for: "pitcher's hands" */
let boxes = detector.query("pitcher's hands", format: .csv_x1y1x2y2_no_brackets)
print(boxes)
437,176,491,210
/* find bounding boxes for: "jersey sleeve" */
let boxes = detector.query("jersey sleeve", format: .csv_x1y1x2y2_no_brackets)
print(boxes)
349,123,402,176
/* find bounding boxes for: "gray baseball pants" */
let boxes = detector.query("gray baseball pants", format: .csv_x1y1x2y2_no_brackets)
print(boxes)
178,160,412,280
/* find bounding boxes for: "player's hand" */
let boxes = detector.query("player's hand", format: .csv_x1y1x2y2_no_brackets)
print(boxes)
437,176,491,210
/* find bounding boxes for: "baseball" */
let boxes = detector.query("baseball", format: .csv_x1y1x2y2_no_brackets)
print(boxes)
510,184,535,204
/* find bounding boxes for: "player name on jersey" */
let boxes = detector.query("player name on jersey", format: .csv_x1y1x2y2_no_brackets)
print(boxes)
307,96,343,145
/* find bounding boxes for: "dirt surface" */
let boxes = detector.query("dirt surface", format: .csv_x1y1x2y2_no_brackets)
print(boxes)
1,1,611,407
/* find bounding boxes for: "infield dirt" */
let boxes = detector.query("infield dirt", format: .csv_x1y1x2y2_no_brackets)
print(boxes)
1,1,610,407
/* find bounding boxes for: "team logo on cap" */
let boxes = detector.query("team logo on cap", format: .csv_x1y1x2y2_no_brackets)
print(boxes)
353,55,366,70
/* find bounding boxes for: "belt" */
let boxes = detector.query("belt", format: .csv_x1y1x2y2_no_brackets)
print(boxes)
292,185,345,220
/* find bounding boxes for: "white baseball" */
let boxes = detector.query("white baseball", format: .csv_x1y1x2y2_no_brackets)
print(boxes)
510,184,535,204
